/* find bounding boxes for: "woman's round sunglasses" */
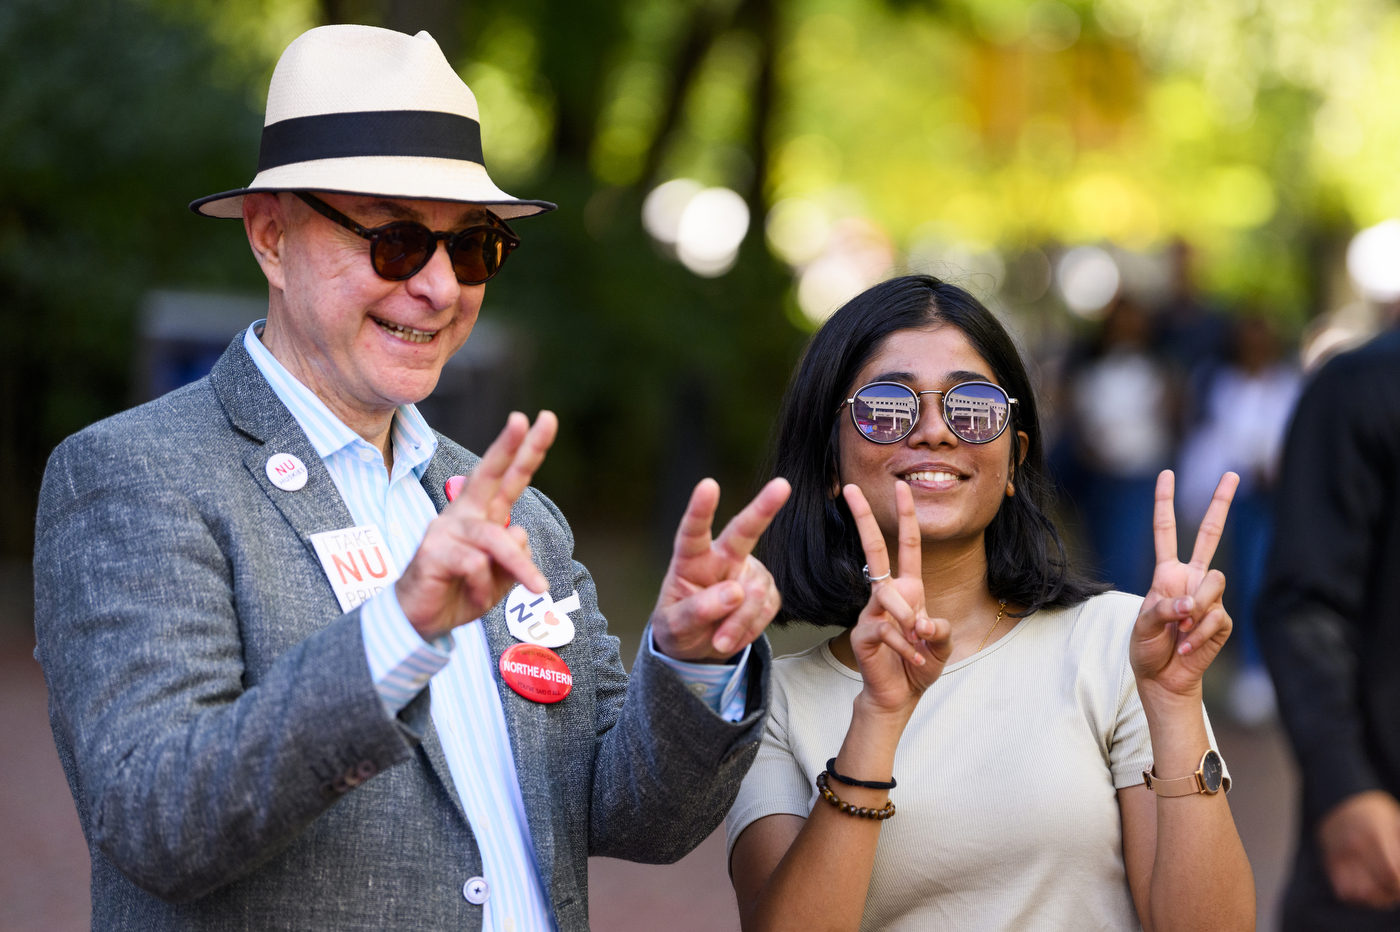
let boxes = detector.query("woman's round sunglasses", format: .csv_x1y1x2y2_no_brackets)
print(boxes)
840,380,1018,445
295,191,520,285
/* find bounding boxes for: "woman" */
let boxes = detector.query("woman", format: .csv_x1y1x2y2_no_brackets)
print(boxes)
728,276,1254,931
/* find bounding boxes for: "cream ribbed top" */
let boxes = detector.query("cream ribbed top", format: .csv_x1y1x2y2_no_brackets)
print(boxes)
727,591,1226,932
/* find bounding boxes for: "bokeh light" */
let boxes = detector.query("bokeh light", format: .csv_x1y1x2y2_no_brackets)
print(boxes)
1346,219,1400,302
1057,246,1121,318
796,217,894,324
675,187,750,277
641,178,704,246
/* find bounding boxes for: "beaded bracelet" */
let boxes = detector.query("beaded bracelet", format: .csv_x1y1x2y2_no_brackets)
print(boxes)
816,771,896,820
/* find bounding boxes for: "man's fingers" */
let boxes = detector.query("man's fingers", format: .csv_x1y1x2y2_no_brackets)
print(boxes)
713,478,792,561
894,481,921,581
675,579,746,632
1152,470,1178,566
461,521,548,593
1188,472,1240,571
487,411,559,525
843,484,891,581
710,581,779,655
460,412,530,511
672,478,721,559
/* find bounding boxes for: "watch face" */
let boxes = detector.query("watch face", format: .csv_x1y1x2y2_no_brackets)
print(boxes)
1201,749,1225,793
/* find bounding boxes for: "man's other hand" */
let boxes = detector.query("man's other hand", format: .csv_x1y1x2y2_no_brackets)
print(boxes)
1319,790,1400,909
650,477,791,663
397,411,557,641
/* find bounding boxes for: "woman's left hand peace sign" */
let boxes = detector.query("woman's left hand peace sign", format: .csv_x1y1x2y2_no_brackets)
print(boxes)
1130,469,1240,700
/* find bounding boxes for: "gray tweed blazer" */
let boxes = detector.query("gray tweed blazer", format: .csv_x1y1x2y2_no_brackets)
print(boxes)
33,336,770,931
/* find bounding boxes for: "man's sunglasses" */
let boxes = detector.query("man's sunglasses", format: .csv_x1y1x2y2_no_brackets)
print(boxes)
840,380,1018,445
295,191,520,285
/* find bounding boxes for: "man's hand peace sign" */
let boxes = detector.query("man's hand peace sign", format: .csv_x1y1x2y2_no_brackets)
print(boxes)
650,477,792,662
1130,469,1241,700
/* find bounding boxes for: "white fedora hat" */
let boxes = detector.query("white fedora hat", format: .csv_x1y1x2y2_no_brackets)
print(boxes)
190,25,555,220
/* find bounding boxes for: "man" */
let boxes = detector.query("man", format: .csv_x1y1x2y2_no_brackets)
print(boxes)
34,25,789,931
1260,325,1400,930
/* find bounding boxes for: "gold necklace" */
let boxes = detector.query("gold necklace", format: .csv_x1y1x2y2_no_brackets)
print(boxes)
976,599,1008,653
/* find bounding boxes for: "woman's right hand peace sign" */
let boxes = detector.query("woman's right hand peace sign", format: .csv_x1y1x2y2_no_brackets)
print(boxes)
844,482,953,716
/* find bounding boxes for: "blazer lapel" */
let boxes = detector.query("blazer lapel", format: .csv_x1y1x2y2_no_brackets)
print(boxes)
213,338,473,823
419,444,560,895
212,336,356,571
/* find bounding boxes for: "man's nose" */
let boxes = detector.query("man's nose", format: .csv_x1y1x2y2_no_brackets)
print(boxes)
406,239,461,310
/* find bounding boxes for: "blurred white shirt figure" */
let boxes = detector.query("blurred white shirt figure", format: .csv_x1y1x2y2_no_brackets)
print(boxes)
1073,350,1173,479
1068,298,1174,597
1178,314,1302,726
1178,364,1301,523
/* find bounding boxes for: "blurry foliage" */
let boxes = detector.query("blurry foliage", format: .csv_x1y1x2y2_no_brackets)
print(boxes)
0,0,267,555
5,0,1400,555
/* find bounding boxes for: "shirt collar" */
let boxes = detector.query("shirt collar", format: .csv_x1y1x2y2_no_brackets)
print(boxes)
244,321,438,474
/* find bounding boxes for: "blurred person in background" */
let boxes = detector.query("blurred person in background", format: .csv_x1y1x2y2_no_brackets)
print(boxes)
1158,239,1233,407
1067,295,1178,595
1178,312,1302,726
33,25,790,932
1260,322,1400,930
728,276,1254,932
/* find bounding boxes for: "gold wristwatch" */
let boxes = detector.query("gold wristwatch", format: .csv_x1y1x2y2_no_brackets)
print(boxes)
1142,749,1226,797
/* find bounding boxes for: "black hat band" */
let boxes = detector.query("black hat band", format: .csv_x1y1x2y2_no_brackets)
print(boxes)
257,110,484,172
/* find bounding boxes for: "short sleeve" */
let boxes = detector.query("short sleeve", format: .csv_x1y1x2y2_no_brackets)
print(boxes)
725,675,813,865
1109,650,1232,792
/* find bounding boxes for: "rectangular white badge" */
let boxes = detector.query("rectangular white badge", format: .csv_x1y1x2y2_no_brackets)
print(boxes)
309,524,401,613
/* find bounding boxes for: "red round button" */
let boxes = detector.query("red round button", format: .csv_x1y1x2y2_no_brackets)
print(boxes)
499,644,573,703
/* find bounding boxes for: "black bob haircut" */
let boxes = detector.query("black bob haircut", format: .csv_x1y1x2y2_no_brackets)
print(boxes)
758,274,1106,628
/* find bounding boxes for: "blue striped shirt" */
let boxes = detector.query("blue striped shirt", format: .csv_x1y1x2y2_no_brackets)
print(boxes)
244,324,747,930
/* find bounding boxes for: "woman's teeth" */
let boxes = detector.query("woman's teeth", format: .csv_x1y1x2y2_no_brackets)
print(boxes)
904,470,960,483
374,318,436,344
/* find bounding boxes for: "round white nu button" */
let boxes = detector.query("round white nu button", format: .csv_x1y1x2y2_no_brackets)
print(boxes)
264,453,307,491
463,876,490,905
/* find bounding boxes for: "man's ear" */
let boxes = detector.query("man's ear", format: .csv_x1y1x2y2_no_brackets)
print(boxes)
243,192,290,292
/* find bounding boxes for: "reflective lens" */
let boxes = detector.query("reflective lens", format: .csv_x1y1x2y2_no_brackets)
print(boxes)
370,223,517,284
371,223,435,280
944,382,1012,443
847,380,1013,444
448,228,513,285
851,383,920,443
296,193,520,286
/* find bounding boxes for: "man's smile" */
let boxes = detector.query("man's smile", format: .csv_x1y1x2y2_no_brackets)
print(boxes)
371,315,438,344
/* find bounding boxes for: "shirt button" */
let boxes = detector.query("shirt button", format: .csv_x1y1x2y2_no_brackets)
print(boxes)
358,447,374,462
463,876,489,905
504,919,516,932
690,683,707,697
390,523,403,537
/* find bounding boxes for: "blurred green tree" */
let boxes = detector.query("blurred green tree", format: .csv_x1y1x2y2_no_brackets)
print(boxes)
0,0,272,555
8,0,1400,558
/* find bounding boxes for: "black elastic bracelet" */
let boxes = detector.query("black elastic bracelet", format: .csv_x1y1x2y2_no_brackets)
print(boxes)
826,757,897,790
